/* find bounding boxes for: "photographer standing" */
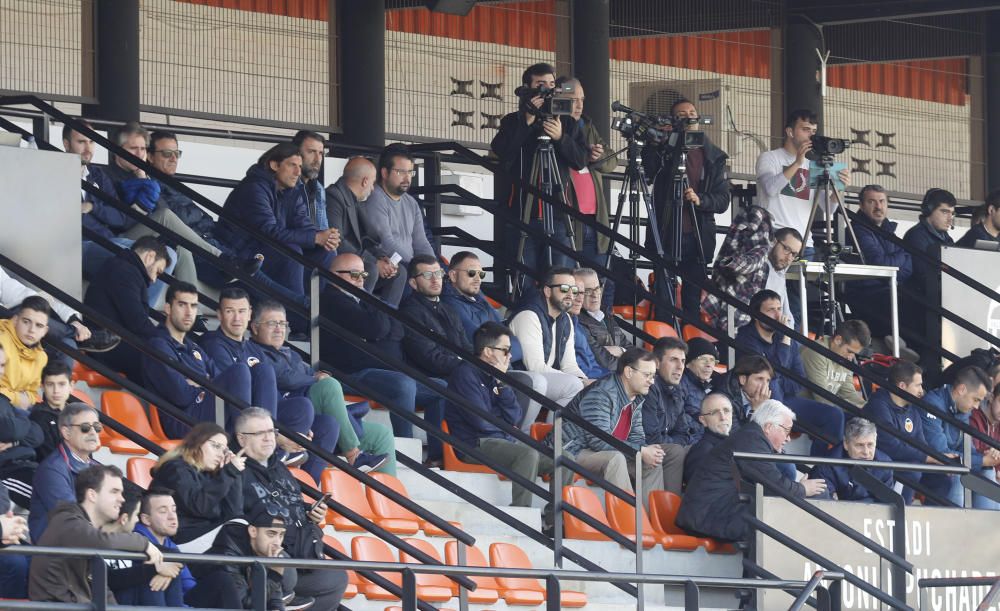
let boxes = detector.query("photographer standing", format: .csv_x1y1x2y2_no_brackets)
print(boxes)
644,99,730,321
491,63,589,293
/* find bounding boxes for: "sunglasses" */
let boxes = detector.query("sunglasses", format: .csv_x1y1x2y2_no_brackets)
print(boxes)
547,283,580,295
415,270,446,280
67,422,104,433
455,269,486,279
336,269,370,280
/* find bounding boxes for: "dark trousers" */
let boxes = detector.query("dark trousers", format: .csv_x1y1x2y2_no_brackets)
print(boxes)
785,396,845,456
160,362,256,439
292,567,348,610
677,235,706,322
184,569,243,608
0,554,28,599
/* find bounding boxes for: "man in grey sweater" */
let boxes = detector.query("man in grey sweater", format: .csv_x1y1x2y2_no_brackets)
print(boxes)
358,144,435,306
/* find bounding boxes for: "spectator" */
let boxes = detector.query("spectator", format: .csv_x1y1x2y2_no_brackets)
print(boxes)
844,185,914,343
85,236,170,381
104,491,171,604
921,366,990,506
567,273,610,380
735,289,844,455
199,286,339,476
683,393,734,485
0,295,50,409
799,319,870,408
327,157,407,303
902,188,956,352
677,400,826,541
957,189,1000,247
556,347,663,500
292,130,331,231
755,108,850,257
141,282,263,438
971,384,1000,510
645,98,731,320
358,144,435,306
31,360,75,461
509,267,589,408
643,337,701,494
446,322,556,507
0,344,43,509
491,63,588,282
28,402,101,540
235,407,347,608
810,418,894,502
864,361,943,502
320,253,456,463
218,143,339,304
29,465,162,604
703,220,801,331
573,267,626,371
681,337,719,422
250,299,392,474
0,482,30,599
715,355,774,429
149,423,245,547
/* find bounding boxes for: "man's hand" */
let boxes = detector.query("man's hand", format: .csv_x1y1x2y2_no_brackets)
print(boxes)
683,187,700,207
314,228,339,251
314,371,331,381
0,442,13,453
794,138,813,165
81,201,94,214
327,227,342,250
144,541,164,566
12,392,32,410
225,447,247,472
0,512,28,545
308,501,327,524
149,574,173,592
640,445,665,467
801,478,828,497
779,313,794,345
71,320,92,342
156,561,182,579
747,381,771,410
581,378,595,387
588,143,604,163
377,258,397,279
604,346,625,357
542,117,563,141
837,168,852,189
524,97,545,125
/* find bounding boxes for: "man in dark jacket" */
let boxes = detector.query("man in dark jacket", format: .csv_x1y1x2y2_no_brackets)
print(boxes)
643,337,701,493
491,62,589,287
714,356,774,431
574,268,627,371
84,236,170,381
810,418,894,502
235,408,347,609
680,337,719,422
683,393,734,485
676,400,826,541
644,99,730,320
32,360,76,462
957,189,1000,248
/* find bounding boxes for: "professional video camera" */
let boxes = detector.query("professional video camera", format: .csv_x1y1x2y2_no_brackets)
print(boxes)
807,134,851,161
514,83,574,119
610,102,712,150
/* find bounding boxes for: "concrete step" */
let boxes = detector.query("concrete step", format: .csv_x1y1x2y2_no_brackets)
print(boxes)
396,465,513,506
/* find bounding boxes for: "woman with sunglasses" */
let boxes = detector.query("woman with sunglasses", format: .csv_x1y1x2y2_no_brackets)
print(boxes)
150,422,246,547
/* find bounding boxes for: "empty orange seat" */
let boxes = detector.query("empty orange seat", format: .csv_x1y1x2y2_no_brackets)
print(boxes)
70,389,95,407
322,536,358,599
288,468,325,528
397,538,457,602
441,421,495,475
72,361,119,388
682,324,719,344
613,300,651,322
126,457,155,488
489,542,586,607
603,492,661,549
367,472,462,537
320,469,377,532
643,320,678,350
529,423,552,441
562,486,614,542
443,541,501,604
648,490,716,551
351,536,402,601
100,391,180,455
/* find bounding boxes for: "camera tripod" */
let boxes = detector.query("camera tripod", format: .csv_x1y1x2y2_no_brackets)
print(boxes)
801,157,865,335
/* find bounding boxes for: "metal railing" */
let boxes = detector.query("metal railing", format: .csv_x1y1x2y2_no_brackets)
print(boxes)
918,575,1000,611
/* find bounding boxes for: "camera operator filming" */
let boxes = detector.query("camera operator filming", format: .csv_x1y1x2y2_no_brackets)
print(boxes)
491,63,589,297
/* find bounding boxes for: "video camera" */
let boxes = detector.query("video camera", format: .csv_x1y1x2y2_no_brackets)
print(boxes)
807,134,851,161
514,83,574,119
610,101,711,150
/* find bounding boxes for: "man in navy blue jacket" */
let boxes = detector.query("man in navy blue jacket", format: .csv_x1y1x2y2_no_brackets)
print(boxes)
735,289,844,455
810,418,894,502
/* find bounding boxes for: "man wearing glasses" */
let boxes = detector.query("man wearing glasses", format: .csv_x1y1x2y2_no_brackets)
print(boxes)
573,268,627,371
358,144,436,306
683,393,734,486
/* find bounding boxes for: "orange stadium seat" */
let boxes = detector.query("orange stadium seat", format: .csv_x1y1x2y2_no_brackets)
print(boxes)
397,538,458,602
288,468,326,528
489,542,586,607
613,300,651,322
441,420,496,475
366,472,462,537
529,423,552,441
100,391,180,454
443,541,501,604
562,486,614,542
321,469,377,532
351,536,402,601
126,457,155,489
603,491,660,549
648,490,718,551
72,361,119,388
643,320,678,350
70,389,95,407
322,536,359,599
682,324,719,344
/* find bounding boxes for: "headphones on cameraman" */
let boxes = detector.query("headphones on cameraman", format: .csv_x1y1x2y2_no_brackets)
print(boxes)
920,188,956,217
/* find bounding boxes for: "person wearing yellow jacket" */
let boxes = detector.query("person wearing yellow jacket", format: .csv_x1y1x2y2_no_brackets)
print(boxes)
0,295,50,409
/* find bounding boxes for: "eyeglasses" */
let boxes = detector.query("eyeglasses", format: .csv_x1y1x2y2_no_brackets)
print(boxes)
259,320,290,330
455,269,486,279
152,149,183,159
546,284,580,295
628,366,656,380
390,168,417,177
415,270,445,280
701,408,732,418
206,440,228,452
776,241,799,256
67,422,103,433
775,424,793,435
693,355,718,365
582,287,602,297
486,345,512,357
239,428,277,438
336,269,370,280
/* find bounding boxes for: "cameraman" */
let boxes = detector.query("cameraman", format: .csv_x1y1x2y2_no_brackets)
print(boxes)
492,63,589,292
644,99,731,321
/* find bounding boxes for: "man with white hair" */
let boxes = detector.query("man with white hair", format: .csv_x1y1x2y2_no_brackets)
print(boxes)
810,418,894,502
676,400,826,541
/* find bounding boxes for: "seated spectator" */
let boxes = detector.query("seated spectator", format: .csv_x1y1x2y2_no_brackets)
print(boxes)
643,337,702,494
683,393,734,485
0,344,43,509
293,130,331,231
358,144,436,307
250,299,392,474
141,282,261,438
236,408,347,608
0,482,30,599
31,360,75,461
29,465,162,604
864,361,945,503
901,188,956,352
735,289,844,455
799,320,870,408
0,296,51,409
921,366,990,506
810,418,894,502
509,267,589,409
957,189,1000,247
104,491,163,602
447,323,557,507
573,268,626,371
555,347,663,501
971,384,1000,510
29,403,101,541
567,273,610,380
681,338,719,422
676,400,826,542
85,236,170,381
200,286,340,477
218,142,339,306
149,423,245,547
715,355,774,429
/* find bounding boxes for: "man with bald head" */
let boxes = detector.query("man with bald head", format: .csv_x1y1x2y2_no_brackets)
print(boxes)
326,157,408,304
683,393,734,485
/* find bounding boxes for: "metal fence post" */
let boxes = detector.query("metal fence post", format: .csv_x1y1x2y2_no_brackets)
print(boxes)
214,393,226,429
635,450,644,611
964,434,973,508
545,575,561,611
457,541,470,611
683,579,700,611
726,304,736,365
310,268,321,368
401,567,418,611
250,561,267,610
90,554,108,611
552,410,564,568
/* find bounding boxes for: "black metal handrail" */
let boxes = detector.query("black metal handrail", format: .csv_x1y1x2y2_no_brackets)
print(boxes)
918,576,1000,611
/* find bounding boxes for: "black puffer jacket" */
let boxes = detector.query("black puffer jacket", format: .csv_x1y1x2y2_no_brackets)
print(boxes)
191,521,285,610
242,453,323,559
149,458,244,544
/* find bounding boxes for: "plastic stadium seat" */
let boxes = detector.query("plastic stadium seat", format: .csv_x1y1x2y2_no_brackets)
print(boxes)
288,468,326,528
70,389,95,407
367,472,462,537
398,538,459,602
561,486,614,542
322,536,359,599
613,300,651,322
642,320,678,350
682,324,719,344
603,492,661,549
345,394,382,410
648,490,717,551
320,469,377,532
351,536,402,601
126,457,155,489
100,391,180,455
529,423,552,442
441,421,495,475
489,542,586,607
443,541,501,604
72,361,119,388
